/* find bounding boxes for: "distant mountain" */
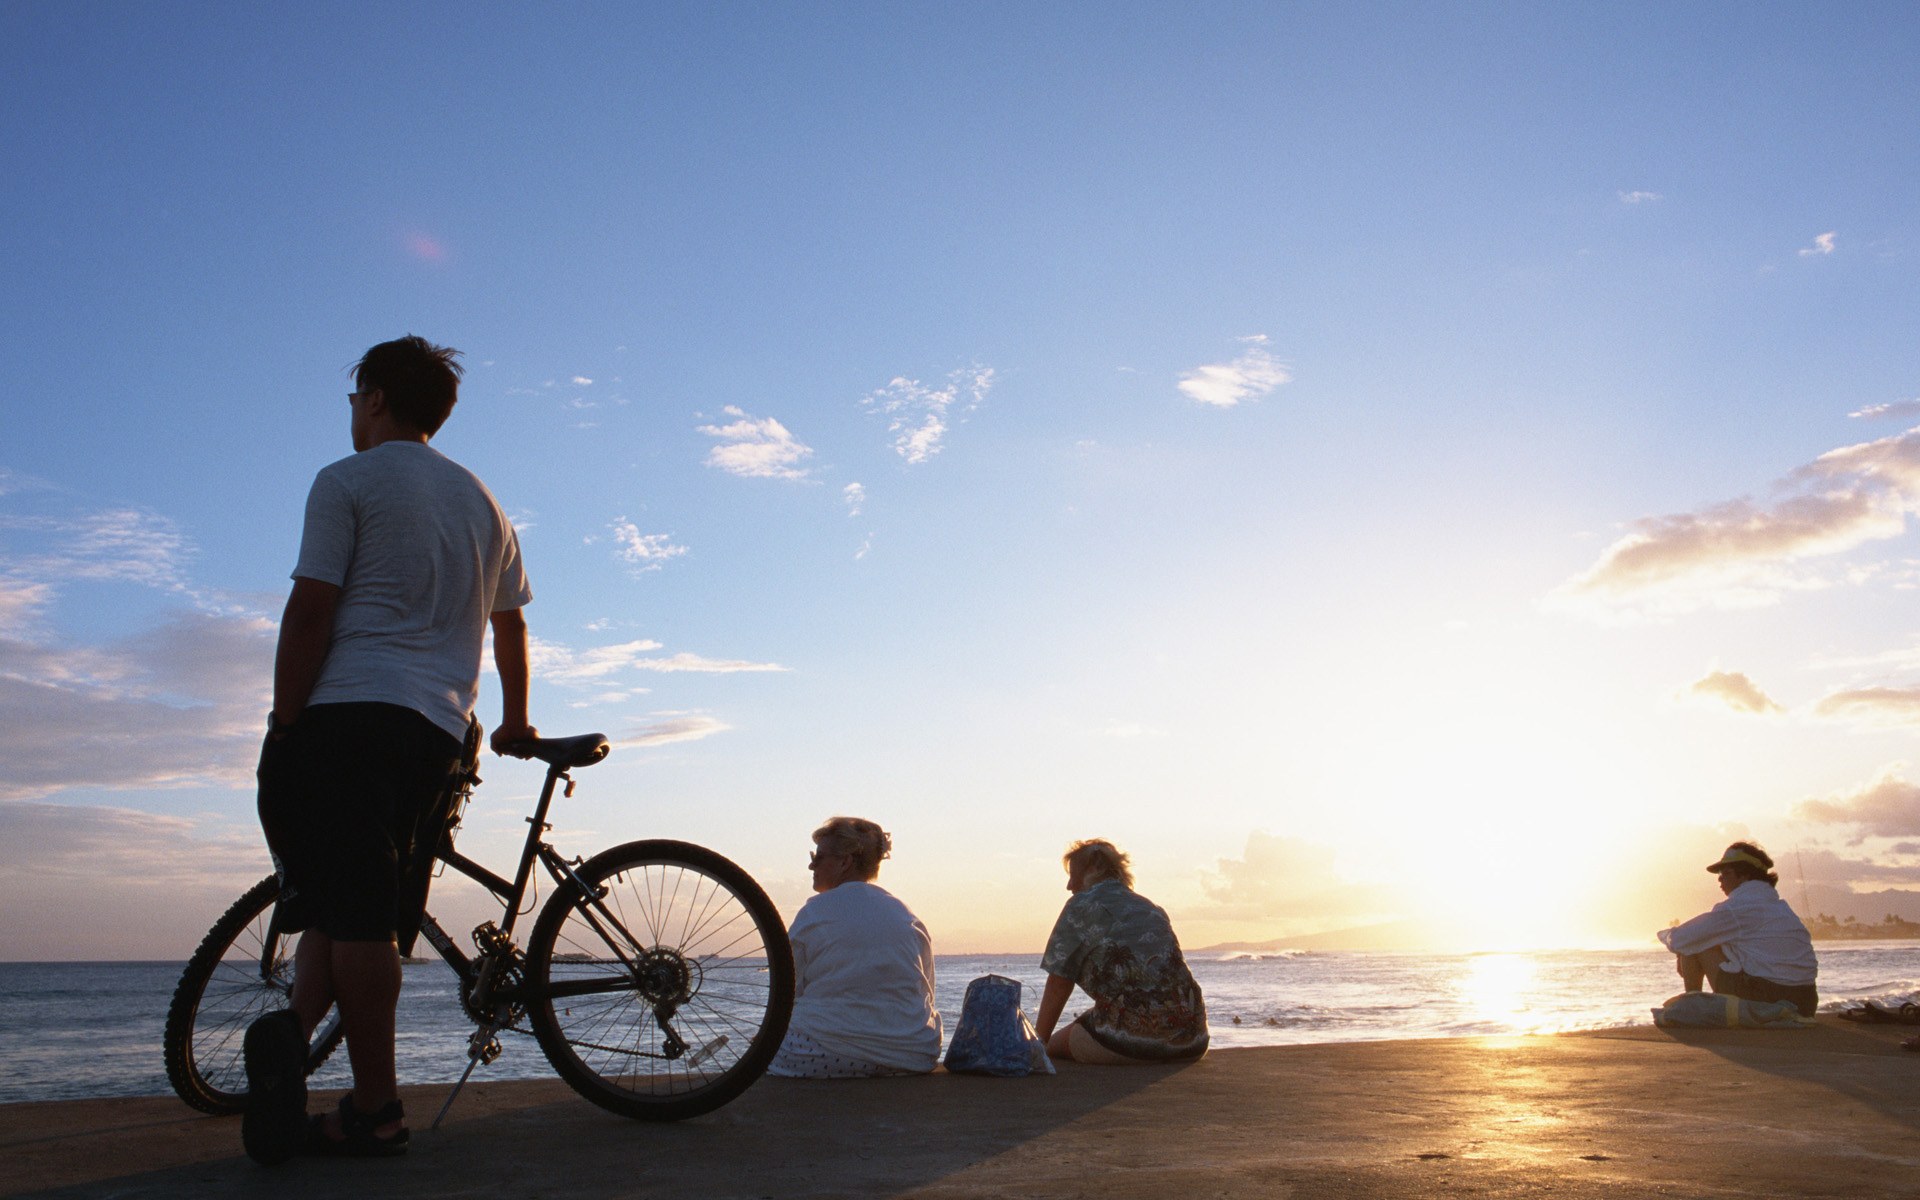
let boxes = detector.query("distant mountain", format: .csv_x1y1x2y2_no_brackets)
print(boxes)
1194,883,1920,955
1195,918,1450,954
1794,883,1920,926
1807,913,1920,940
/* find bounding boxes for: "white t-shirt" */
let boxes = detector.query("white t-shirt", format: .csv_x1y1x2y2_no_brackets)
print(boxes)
785,881,942,1072
294,441,532,741
1656,880,1818,986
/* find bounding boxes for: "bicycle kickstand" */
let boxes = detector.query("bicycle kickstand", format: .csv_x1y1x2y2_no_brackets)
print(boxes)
432,1024,503,1130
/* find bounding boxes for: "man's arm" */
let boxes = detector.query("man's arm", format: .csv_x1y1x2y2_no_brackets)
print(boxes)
1033,973,1075,1043
488,607,537,755
272,577,340,733
1657,903,1740,957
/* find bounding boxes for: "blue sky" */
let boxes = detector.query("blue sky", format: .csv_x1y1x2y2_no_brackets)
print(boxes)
5,3,1920,957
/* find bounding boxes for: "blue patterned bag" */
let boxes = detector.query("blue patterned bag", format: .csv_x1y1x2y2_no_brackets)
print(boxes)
943,974,1056,1076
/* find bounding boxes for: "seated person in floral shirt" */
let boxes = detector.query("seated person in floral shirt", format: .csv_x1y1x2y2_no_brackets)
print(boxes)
1033,839,1208,1064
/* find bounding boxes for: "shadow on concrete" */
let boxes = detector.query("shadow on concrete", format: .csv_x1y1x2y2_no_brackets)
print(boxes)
1591,1017,1920,1131
12,1063,1186,1200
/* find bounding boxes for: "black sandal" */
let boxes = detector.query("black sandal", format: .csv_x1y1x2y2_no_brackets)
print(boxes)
306,1094,409,1157
241,1010,309,1166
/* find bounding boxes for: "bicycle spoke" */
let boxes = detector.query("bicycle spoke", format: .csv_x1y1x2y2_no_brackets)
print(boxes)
529,842,792,1116
167,875,349,1114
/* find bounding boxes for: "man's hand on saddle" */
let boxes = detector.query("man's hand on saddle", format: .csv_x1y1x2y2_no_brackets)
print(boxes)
490,721,540,758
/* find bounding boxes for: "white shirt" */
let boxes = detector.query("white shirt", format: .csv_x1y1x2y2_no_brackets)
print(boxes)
1657,880,1818,986
294,441,532,740
786,881,942,1071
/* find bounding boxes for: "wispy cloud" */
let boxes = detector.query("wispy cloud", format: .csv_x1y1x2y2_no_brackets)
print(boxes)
1,506,198,597
615,713,731,748
698,406,814,480
1810,641,1920,674
0,799,260,884
1685,670,1784,715
571,376,593,386
609,518,688,572
1814,686,1920,727
0,800,267,957
0,611,274,801
529,635,787,688
1850,399,1920,421
1178,336,1292,408
843,482,865,517
1799,231,1838,257
1196,831,1396,926
1552,425,1920,618
1618,190,1663,204
1551,493,1896,617
0,579,53,635
862,367,995,464
530,636,663,683
0,483,284,803
626,651,790,673
1797,765,1920,837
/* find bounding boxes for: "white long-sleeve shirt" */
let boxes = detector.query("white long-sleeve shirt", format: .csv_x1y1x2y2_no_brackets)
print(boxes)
1656,880,1818,986
785,881,942,1071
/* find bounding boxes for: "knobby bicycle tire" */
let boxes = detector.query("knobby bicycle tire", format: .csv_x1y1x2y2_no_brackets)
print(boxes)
163,874,344,1114
525,839,794,1121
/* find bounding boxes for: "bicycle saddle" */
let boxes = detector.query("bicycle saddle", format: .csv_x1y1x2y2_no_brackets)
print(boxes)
502,733,610,768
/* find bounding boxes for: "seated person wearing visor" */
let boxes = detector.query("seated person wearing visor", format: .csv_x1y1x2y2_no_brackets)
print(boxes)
1657,841,1818,1017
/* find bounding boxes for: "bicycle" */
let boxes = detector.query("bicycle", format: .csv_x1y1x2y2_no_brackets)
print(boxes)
163,731,795,1123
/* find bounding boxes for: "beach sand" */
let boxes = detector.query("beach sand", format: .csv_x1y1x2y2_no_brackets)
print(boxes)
5,1019,1918,1198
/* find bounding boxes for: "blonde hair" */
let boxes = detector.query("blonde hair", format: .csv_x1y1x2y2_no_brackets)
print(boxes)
813,816,891,881
1063,838,1133,889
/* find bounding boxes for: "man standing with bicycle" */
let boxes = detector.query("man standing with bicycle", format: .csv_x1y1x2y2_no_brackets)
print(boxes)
243,335,536,1164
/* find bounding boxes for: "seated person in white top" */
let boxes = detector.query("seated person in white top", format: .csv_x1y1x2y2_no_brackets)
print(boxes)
1657,841,1818,1016
767,817,943,1078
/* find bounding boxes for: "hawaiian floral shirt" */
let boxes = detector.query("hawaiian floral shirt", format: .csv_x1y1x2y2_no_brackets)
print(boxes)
1041,879,1208,1061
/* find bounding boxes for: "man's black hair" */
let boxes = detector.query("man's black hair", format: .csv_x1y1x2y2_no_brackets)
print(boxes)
352,335,463,436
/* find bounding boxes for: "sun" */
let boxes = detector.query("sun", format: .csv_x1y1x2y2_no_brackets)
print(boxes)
1318,694,1652,951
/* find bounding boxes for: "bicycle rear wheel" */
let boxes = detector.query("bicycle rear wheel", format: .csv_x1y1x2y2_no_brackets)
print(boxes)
163,875,344,1114
526,839,793,1121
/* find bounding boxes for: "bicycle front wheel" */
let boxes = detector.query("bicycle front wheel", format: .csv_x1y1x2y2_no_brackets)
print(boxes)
163,874,344,1114
526,840,794,1121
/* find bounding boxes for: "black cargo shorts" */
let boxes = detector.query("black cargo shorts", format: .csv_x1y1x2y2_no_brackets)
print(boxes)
256,702,467,953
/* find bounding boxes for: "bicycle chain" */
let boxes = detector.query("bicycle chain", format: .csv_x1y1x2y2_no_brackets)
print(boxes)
552,1037,680,1060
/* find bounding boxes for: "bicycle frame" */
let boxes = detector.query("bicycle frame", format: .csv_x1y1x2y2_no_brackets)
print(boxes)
408,757,671,1024
413,756,587,980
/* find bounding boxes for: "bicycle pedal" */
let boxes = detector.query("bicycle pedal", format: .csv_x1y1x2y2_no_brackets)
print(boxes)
687,1035,728,1068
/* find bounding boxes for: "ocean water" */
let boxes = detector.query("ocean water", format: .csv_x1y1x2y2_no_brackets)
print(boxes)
5,943,1917,1106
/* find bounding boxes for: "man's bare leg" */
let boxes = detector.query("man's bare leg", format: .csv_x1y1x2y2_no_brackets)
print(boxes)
321,937,406,1138
1675,945,1728,992
1046,1024,1075,1062
291,932,335,1037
